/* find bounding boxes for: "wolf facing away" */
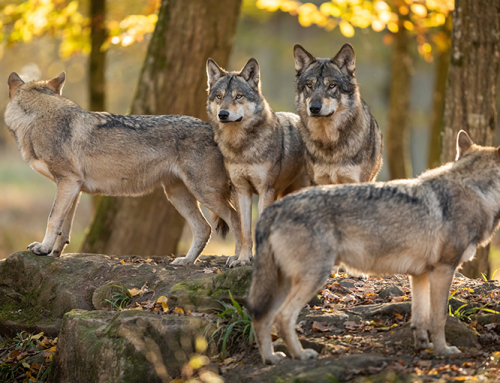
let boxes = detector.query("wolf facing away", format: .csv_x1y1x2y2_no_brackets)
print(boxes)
206,58,309,268
4,72,241,264
248,131,500,364
293,43,383,185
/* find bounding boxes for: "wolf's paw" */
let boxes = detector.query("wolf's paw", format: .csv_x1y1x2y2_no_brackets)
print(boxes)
226,255,252,268
27,242,51,256
264,352,286,365
171,256,194,265
436,345,461,356
297,348,319,360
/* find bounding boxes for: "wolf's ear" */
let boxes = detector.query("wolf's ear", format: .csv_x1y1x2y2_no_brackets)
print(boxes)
456,130,473,160
8,72,24,99
47,72,66,95
293,45,315,75
240,58,260,90
332,43,356,76
207,59,225,88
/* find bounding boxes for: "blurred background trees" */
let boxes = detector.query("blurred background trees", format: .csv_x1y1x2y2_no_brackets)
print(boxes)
0,0,499,278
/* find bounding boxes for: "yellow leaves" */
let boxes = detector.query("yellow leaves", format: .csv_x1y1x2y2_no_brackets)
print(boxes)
411,3,427,17
339,20,354,37
157,296,169,312
173,307,185,315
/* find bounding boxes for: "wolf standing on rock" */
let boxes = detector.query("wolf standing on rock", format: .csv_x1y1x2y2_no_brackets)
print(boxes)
293,43,383,185
248,131,500,364
4,72,241,264
206,58,308,268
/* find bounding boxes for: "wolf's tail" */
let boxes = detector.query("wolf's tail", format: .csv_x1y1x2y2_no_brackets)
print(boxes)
212,213,229,239
247,205,280,321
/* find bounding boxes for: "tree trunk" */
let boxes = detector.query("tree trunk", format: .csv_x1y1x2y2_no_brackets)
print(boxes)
89,0,106,112
427,19,451,170
441,0,500,278
81,0,242,256
89,0,107,210
387,25,413,180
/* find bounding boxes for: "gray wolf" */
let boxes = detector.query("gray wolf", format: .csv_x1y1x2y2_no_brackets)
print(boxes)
293,43,383,185
4,72,241,264
248,131,498,364
206,58,309,268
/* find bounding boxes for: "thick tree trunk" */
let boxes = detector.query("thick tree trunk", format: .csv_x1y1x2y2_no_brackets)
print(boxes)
441,0,500,278
81,0,242,256
387,26,413,180
427,20,451,170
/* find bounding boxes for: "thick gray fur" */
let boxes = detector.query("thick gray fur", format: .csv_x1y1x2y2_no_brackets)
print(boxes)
248,131,500,364
293,43,383,185
206,58,309,268
4,72,242,264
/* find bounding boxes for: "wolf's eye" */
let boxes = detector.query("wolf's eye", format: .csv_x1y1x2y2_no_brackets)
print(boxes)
329,84,336,89
236,95,243,100
216,95,222,100
306,83,313,89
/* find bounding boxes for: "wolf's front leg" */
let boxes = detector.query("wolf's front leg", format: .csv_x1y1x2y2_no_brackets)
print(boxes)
428,264,461,356
258,188,276,215
227,187,253,268
49,192,81,257
29,179,82,256
410,273,432,349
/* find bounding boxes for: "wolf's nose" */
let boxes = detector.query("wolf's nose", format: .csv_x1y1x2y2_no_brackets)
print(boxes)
309,103,321,114
218,110,229,120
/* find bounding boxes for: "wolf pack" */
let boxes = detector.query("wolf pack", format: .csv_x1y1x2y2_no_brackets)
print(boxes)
5,43,500,365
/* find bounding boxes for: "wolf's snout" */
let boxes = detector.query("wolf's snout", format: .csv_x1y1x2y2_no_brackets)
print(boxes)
218,110,230,121
309,102,321,114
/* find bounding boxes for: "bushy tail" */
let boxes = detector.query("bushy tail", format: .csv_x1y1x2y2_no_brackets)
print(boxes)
212,213,229,239
247,206,280,321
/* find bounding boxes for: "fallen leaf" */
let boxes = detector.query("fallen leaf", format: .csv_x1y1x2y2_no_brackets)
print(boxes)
312,321,332,332
128,288,142,297
174,307,184,314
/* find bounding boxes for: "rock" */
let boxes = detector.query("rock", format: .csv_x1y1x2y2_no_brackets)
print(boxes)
386,315,479,349
378,285,404,299
0,251,240,336
349,302,412,318
300,309,362,328
53,309,215,383
167,266,252,311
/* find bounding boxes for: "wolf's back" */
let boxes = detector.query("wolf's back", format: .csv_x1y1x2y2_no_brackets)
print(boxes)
247,203,281,320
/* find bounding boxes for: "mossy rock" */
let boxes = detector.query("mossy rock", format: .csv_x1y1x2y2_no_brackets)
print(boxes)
53,309,215,383
168,266,253,312
0,252,232,336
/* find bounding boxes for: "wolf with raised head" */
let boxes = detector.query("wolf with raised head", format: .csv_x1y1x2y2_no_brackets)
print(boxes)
248,131,500,364
4,72,241,264
206,58,309,268
293,43,383,185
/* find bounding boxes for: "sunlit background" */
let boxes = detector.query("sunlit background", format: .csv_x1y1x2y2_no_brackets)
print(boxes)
0,0,499,276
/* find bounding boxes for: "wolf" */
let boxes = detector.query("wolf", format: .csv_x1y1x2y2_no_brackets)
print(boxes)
206,58,309,268
293,43,383,185
248,131,500,364
4,72,241,265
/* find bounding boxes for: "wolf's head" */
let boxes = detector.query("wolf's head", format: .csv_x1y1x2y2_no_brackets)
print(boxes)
7,71,66,100
293,44,359,119
206,58,269,129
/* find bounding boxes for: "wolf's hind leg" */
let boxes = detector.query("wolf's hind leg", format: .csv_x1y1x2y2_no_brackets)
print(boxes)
253,282,289,365
428,264,460,355
165,182,211,265
29,179,81,256
275,274,327,361
410,273,432,350
50,192,81,257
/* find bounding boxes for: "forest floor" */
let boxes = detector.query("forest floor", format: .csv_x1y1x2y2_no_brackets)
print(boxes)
1,257,499,382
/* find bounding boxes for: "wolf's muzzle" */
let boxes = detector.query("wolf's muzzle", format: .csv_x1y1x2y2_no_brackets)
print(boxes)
309,102,322,115
218,110,230,121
